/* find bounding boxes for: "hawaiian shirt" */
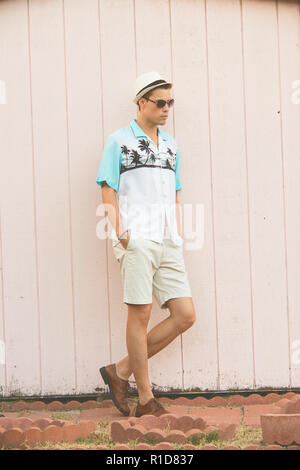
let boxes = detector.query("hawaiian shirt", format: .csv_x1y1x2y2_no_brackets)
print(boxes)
96,118,183,247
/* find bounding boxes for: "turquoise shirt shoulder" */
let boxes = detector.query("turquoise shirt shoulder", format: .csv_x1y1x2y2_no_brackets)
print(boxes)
96,131,123,192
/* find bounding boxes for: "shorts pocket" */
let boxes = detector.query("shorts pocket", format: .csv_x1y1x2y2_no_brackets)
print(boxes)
126,235,134,250
112,235,134,261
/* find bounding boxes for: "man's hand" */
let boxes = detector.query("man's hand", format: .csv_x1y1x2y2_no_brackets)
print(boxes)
119,231,131,250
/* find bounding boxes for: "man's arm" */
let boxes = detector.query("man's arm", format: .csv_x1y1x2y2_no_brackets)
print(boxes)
101,182,130,247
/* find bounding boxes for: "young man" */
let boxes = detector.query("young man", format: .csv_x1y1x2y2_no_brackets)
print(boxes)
96,71,196,418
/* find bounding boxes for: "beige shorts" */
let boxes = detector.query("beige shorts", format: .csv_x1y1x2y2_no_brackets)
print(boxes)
112,231,192,309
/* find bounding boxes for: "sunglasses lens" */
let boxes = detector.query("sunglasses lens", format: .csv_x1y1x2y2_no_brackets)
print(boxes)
157,99,174,108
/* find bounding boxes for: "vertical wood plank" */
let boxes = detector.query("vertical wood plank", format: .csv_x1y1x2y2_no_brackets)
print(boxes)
242,0,290,387
0,213,5,395
171,0,220,391
0,0,41,395
63,0,110,394
29,0,75,394
277,0,300,387
202,0,255,389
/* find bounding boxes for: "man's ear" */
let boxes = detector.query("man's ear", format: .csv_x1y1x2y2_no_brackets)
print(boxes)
139,97,146,108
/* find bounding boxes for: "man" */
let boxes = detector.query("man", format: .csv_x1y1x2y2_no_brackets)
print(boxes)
96,71,196,418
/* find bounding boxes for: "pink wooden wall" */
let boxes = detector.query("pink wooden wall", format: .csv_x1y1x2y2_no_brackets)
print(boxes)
0,0,300,398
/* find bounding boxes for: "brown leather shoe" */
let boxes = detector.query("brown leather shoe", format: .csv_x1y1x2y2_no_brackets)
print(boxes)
99,363,130,416
134,398,170,417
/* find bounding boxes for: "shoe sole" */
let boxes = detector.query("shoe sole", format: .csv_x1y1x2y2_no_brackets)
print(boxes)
99,367,130,417
134,404,169,418
134,411,168,418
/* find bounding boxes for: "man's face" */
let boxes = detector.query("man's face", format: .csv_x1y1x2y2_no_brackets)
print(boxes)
139,87,171,126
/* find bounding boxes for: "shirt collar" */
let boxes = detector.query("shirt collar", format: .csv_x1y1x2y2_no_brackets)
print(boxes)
130,118,168,141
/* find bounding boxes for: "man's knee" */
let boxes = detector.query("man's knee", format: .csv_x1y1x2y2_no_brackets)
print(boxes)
167,299,196,331
179,310,196,331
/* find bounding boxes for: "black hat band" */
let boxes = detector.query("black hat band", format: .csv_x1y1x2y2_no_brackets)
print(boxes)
136,79,167,96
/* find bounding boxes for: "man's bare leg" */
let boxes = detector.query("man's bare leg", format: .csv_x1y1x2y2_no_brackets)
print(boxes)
125,303,154,405
116,298,196,401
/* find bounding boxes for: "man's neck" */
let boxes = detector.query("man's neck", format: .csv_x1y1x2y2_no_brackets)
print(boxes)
136,116,158,139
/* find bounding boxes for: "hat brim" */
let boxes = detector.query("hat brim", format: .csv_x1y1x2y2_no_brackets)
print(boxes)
133,82,173,104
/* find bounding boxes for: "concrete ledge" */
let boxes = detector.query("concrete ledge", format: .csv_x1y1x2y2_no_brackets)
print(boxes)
110,413,237,444
0,416,97,448
261,414,300,445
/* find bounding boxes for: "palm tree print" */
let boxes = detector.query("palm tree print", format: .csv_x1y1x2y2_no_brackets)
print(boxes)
138,139,151,165
165,159,173,170
149,153,157,164
118,141,177,174
121,145,130,167
167,147,176,168
130,149,143,167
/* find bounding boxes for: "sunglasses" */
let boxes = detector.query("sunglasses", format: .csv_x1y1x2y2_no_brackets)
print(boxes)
144,97,174,108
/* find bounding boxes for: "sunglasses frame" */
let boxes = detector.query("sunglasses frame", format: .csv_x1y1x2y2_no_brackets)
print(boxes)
144,97,175,108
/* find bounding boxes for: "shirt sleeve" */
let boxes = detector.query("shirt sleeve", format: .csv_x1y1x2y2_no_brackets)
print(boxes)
96,134,122,192
175,147,182,191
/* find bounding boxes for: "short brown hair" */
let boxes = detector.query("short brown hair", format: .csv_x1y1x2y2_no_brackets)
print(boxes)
137,84,172,111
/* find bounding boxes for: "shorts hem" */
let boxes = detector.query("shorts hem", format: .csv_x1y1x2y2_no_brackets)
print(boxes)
124,299,153,306
159,294,193,309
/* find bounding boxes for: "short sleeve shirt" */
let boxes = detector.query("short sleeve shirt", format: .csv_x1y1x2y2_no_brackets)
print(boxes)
96,118,183,246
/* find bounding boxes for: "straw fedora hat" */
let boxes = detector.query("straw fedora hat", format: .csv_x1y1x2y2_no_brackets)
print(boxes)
133,71,173,104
